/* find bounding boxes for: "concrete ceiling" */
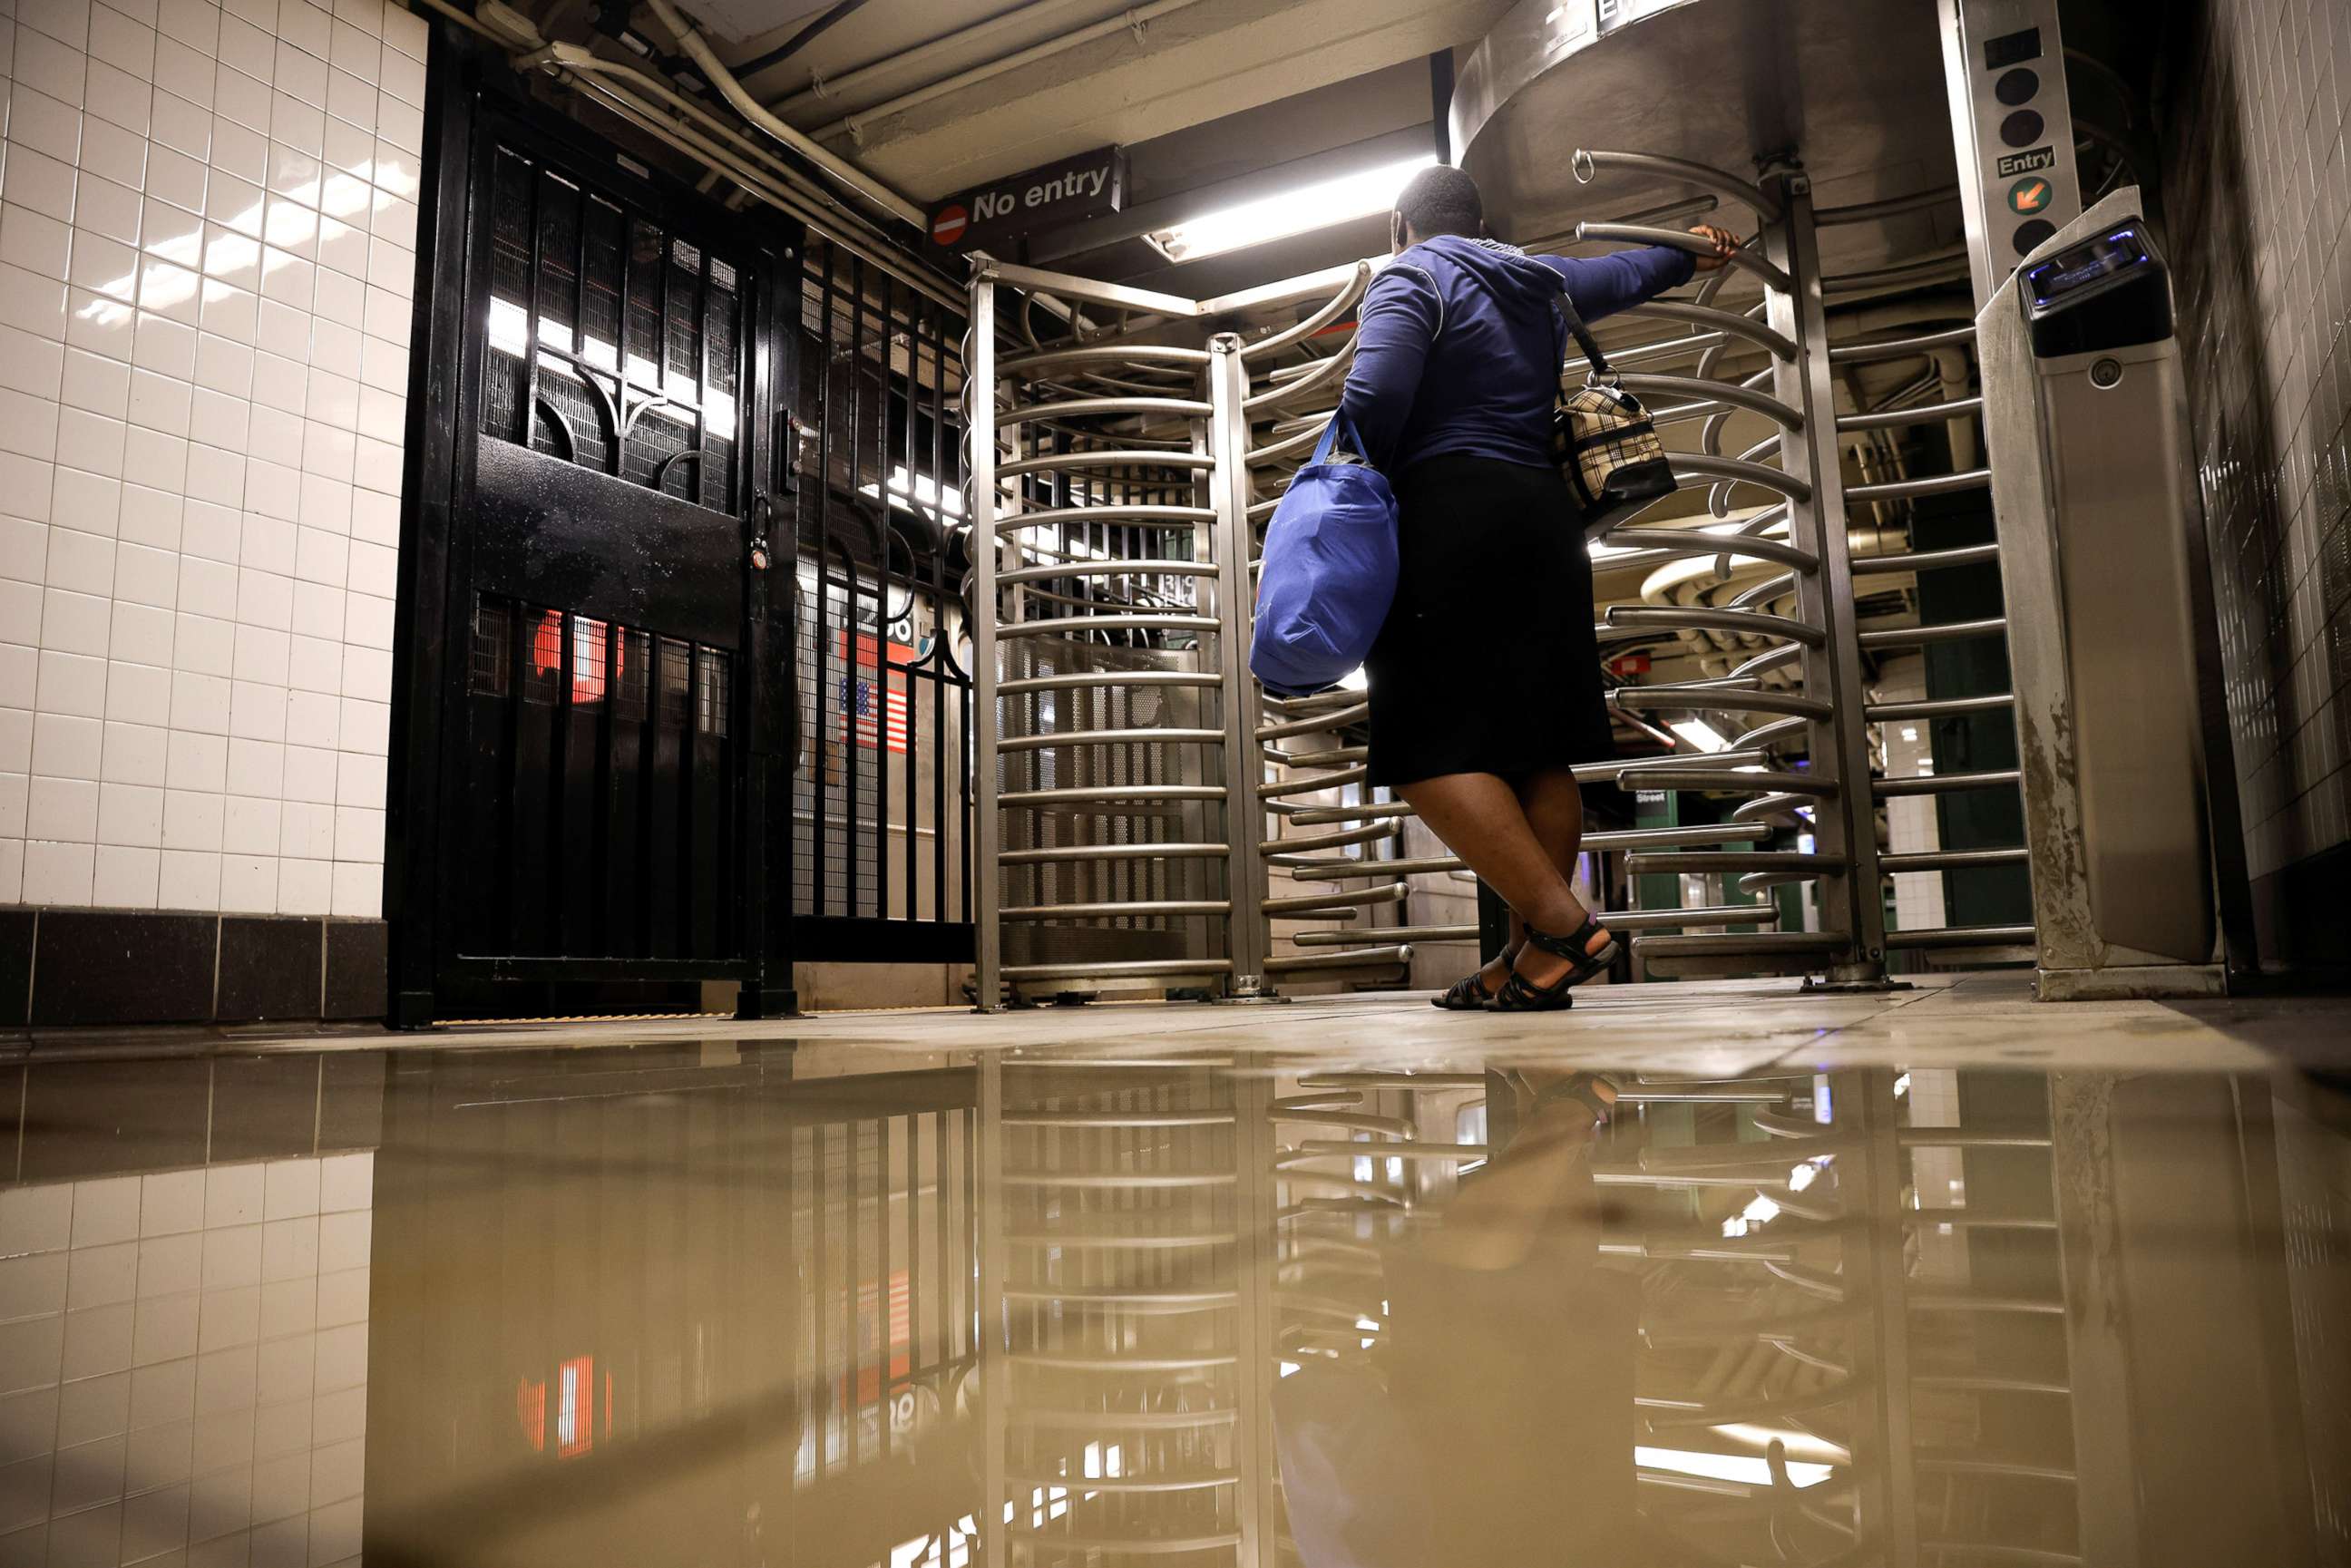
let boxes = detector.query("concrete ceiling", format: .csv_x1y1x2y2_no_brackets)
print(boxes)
693,0,1513,200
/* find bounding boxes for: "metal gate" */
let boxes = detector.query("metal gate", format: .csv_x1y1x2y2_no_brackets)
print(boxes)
392,83,796,1024
786,238,976,966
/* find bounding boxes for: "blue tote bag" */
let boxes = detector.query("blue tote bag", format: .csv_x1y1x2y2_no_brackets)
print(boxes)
1249,410,1399,696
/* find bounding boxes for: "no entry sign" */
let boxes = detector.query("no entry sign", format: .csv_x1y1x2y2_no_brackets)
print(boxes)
925,146,1127,254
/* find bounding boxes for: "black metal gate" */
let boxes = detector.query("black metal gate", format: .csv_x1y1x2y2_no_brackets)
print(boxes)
785,237,975,966
391,72,796,1024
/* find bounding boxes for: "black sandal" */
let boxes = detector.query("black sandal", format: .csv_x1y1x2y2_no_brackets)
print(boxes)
1434,942,1519,1010
1486,915,1618,1011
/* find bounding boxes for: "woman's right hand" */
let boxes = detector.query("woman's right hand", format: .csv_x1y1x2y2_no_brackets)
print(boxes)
1688,224,1743,272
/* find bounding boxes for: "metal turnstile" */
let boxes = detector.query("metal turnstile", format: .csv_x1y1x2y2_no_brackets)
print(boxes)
1443,0,2044,985
1976,190,2250,998
970,0,2150,996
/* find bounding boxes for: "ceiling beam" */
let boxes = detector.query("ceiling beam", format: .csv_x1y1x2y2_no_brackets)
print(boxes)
817,0,1513,200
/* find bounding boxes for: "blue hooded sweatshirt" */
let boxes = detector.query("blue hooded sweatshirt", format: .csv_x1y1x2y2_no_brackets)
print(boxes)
1335,234,1695,475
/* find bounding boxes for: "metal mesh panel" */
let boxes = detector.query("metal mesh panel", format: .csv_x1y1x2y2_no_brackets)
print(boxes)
788,238,976,940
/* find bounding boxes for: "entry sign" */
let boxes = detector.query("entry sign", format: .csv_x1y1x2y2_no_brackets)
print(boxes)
926,146,1127,253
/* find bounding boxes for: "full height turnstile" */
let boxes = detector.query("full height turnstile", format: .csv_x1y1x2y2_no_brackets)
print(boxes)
966,269,1342,1006
968,171,2039,1000
967,0,2268,999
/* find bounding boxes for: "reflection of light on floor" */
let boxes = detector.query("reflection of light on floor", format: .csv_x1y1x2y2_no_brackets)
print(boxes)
1709,1423,1851,1465
892,1522,975,1567
1636,1446,1832,1488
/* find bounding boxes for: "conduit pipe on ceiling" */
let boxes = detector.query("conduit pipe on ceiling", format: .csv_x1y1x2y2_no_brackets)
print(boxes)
457,9,966,311
573,73,964,311
416,0,961,310
805,0,1219,147
769,0,1130,119
638,0,928,229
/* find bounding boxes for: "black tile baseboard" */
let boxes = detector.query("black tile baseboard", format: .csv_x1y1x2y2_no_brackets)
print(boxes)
33,912,218,1027
0,909,387,1029
2251,837,2351,977
219,917,330,1021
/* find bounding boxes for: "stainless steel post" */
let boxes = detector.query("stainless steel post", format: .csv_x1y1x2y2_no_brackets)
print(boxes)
1839,1066,1923,1568
1208,335,1275,998
1764,170,1893,986
976,1054,1007,1568
970,275,1006,1010
1228,1064,1282,1563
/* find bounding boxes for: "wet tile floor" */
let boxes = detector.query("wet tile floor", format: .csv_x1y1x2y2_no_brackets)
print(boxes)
1,972,2346,1565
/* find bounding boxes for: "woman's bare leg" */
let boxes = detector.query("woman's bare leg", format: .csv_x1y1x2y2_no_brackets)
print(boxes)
1400,770,1609,993
1517,766,1588,884
1398,773,1585,934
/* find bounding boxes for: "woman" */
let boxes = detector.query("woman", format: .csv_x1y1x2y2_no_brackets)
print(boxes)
1337,164,1740,1011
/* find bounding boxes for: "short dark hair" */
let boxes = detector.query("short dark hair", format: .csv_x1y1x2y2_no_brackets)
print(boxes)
1395,164,1482,239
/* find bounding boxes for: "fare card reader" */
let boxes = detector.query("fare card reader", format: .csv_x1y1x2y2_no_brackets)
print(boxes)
1977,188,2252,999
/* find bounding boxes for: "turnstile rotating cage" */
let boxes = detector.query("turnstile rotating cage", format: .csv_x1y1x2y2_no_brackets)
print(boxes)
996,638,1234,985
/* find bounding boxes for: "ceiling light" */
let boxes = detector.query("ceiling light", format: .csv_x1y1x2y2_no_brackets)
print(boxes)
1668,718,1731,753
1635,1446,1832,1489
1709,1424,1850,1466
1147,154,1438,263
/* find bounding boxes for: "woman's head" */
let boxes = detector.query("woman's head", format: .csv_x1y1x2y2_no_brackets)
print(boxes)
1392,165,1484,252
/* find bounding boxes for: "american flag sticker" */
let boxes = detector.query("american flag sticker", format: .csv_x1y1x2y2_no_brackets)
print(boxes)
838,630,916,754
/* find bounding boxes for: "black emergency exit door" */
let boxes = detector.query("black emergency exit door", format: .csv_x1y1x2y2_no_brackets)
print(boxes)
390,73,797,1026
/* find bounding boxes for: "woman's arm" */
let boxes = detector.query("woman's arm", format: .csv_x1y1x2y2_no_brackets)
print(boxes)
1336,264,1442,470
1536,246,1698,322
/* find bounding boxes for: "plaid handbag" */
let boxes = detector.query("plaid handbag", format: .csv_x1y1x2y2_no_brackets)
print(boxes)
1550,291,1676,529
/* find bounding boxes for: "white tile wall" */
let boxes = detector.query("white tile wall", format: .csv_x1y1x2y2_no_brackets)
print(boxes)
0,0,428,916
0,1153,371,1568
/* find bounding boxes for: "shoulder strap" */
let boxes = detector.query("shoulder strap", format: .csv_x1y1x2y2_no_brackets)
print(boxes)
1551,287,1613,382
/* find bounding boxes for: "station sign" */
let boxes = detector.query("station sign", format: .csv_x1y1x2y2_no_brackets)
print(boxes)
926,147,1127,254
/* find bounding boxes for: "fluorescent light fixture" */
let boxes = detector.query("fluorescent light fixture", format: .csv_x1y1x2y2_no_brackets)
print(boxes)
1636,1446,1832,1489
860,464,966,523
1147,153,1438,263
1710,1424,1850,1466
1668,718,1731,753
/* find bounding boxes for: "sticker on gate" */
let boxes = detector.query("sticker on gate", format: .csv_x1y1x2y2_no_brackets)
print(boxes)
838,629,918,754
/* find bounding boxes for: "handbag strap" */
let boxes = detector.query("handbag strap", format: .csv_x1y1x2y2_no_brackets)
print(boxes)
1318,405,1370,465
1551,288,1615,384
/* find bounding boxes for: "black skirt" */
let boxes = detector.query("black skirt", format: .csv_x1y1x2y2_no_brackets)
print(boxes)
1363,453,1613,788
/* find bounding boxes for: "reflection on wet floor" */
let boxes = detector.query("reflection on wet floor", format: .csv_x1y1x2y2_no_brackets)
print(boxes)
0,1023,2345,1566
